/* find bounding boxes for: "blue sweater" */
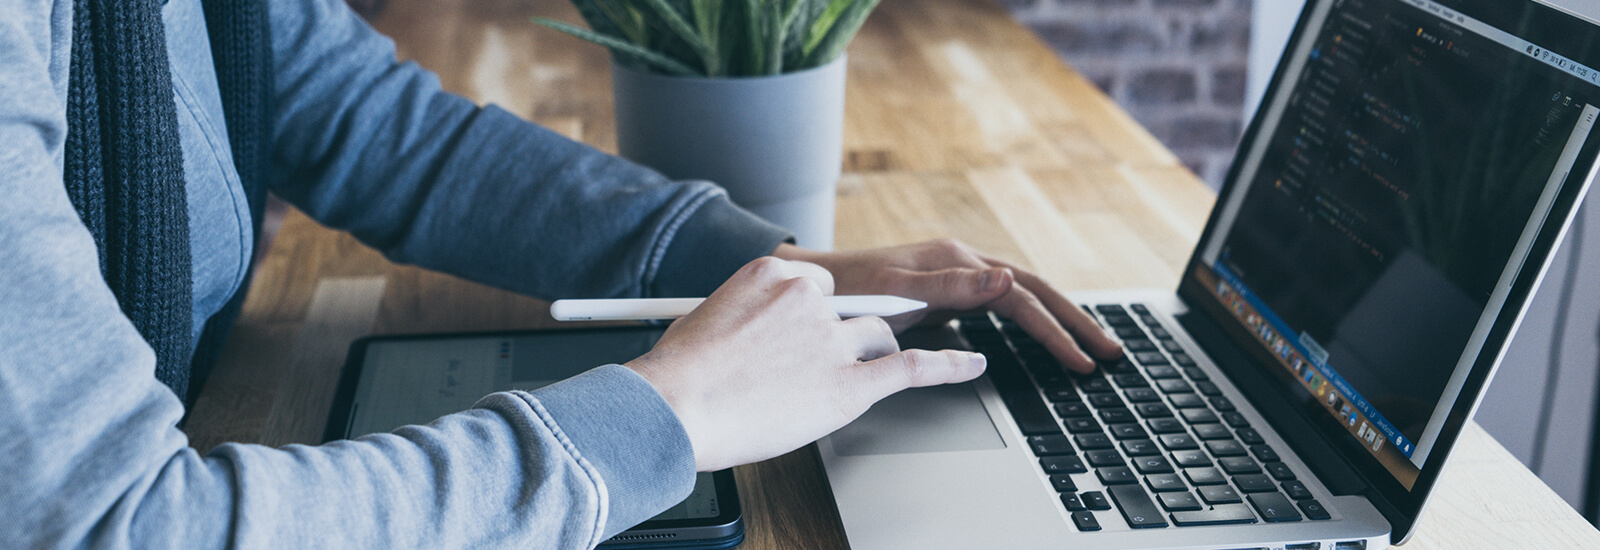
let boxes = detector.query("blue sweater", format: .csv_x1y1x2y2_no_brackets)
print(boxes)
0,0,789,547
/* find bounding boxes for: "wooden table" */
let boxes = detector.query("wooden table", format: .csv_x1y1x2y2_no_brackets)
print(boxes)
183,0,1600,547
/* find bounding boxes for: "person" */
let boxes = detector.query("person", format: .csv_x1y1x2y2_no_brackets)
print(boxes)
0,0,1122,547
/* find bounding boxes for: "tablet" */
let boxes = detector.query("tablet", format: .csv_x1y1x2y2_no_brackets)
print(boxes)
325,327,743,549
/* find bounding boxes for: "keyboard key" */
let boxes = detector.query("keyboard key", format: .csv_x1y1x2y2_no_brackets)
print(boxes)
1249,493,1303,522
1101,357,1139,374
1266,462,1297,481
1107,485,1169,528
1160,433,1199,451
1195,381,1223,396
1028,435,1074,456
1121,439,1160,457
1199,484,1242,504
1044,388,1081,402
1185,467,1227,485
1103,313,1137,327
1061,492,1086,511
1145,473,1187,492
1136,402,1173,418
1193,424,1233,440
1055,401,1091,417
1124,387,1161,402
1219,457,1261,475
1041,456,1088,475
1167,393,1206,408
1086,449,1125,468
1159,491,1202,511
1134,352,1170,366
1222,412,1251,428
1161,340,1185,354
1180,409,1219,424
1097,466,1137,485
1157,379,1194,394
1110,423,1149,440
1050,474,1078,493
1099,408,1136,424
1132,455,1174,474
1128,304,1150,315
1206,439,1247,456
1298,499,1332,520
1113,373,1150,388
1235,427,1265,445
1088,392,1124,409
1081,491,1111,511
1171,450,1212,468
1234,474,1276,493
1146,417,1186,434
1124,339,1158,352
1138,314,1161,327
1181,365,1206,379
1070,510,1101,531
1282,480,1313,500
1079,376,1115,393
1075,433,1113,450
1114,327,1146,340
1209,396,1236,412
1065,417,1102,434
1145,366,1182,379
1170,503,1258,526
1251,445,1281,462
1096,304,1130,316
1172,353,1196,367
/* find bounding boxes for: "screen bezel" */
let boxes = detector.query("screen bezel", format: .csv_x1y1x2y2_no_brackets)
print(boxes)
326,327,744,541
1175,0,1600,543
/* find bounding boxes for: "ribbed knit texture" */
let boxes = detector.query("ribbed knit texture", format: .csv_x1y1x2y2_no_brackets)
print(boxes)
63,0,270,405
63,0,195,400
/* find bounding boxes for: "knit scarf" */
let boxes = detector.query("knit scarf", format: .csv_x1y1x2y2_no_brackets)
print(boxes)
63,0,272,405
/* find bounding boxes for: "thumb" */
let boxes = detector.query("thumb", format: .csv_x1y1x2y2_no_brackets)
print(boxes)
854,349,988,401
893,267,1013,311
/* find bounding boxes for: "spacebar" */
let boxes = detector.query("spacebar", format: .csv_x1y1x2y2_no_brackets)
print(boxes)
1170,504,1259,526
981,351,1059,435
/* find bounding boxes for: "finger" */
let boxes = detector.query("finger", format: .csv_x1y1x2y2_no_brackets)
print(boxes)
735,256,837,296
855,349,987,399
884,266,1014,312
785,259,836,296
988,282,1099,373
978,254,1123,361
840,315,900,361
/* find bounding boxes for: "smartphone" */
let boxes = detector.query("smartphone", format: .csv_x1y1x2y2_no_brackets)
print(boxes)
326,326,744,548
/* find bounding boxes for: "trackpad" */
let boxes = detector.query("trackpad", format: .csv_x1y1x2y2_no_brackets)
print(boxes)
829,382,1005,456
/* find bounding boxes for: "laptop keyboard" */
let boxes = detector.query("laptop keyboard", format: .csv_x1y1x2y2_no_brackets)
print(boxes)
957,305,1333,531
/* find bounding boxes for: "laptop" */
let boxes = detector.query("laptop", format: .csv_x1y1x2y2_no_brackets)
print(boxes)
818,0,1600,548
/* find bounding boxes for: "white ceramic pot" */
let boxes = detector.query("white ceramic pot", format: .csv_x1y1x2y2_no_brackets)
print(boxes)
613,56,846,250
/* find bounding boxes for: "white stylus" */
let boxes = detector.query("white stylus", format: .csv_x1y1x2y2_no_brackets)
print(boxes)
550,295,928,321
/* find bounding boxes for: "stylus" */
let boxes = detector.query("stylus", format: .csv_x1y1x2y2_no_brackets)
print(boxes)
550,295,928,321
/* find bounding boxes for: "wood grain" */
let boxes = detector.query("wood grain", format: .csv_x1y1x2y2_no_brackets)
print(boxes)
179,0,1600,547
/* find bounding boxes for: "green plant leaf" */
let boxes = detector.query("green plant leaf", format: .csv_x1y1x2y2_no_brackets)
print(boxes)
742,0,765,75
638,0,720,73
532,17,701,76
805,0,877,67
765,0,785,74
803,0,854,55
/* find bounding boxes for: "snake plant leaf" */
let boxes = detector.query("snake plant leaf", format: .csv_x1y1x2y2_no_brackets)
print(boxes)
532,17,700,76
805,0,878,67
803,0,854,56
638,0,721,74
743,0,765,75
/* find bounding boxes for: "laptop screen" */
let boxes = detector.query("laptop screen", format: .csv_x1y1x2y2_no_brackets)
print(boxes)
1189,0,1600,492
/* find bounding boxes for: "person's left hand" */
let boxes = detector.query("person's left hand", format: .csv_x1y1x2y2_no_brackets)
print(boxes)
773,240,1124,373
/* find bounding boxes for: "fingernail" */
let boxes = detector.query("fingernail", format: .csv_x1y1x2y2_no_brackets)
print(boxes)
969,352,988,370
980,269,1004,291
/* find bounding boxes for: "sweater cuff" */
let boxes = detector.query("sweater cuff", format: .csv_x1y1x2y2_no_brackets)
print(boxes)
650,192,793,298
526,364,697,538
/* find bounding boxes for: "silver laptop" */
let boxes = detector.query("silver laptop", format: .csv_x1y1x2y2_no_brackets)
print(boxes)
819,0,1600,548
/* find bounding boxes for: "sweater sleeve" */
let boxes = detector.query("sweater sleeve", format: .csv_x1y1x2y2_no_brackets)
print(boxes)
266,0,791,299
1,0,695,547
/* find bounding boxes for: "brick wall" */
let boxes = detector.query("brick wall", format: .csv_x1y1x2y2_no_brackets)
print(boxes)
1005,0,1253,188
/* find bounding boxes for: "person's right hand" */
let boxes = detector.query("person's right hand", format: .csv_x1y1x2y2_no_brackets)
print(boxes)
625,256,988,472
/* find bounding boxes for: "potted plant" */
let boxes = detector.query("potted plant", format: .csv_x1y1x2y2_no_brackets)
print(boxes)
535,0,883,250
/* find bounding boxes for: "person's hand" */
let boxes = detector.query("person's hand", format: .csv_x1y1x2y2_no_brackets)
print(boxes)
625,256,987,472
772,240,1123,373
